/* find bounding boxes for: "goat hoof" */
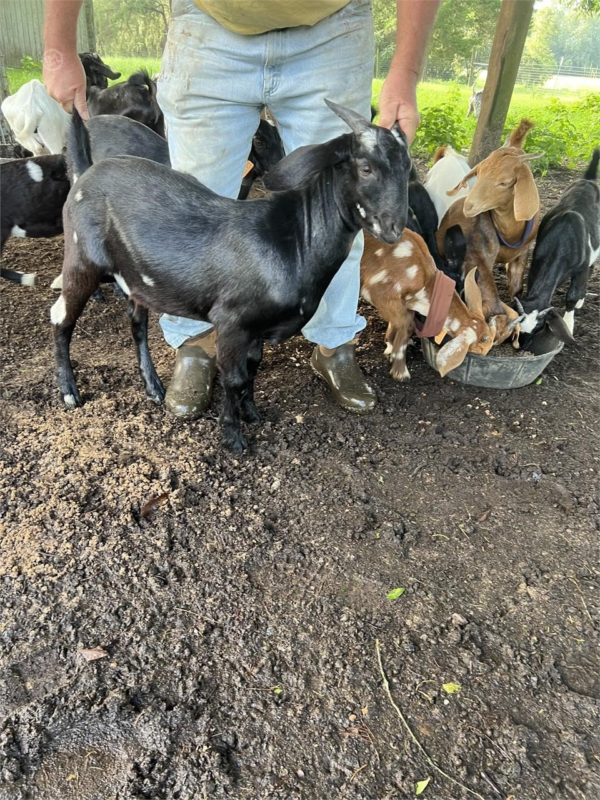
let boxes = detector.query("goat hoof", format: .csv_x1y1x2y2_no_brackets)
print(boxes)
391,367,411,382
222,429,248,455
146,377,166,404
91,288,106,303
62,389,82,408
241,401,261,424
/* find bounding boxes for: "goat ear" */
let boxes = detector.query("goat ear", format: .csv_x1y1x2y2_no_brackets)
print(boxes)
446,165,478,196
463,268,484,317
546,308,576,344
436,333,471,377
513,164,539,221
263,135,351,191
324,99,370,134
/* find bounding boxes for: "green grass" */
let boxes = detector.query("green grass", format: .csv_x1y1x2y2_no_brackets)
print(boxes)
6,56,162,93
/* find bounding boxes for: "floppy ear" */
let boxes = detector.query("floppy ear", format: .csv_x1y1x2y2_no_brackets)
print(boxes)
263,135,351,191
436,332,472,377
463,268,484,318
545,308,576,344
446,165,479,196
324,99,371,134
100,65,121,80
513,163,539,221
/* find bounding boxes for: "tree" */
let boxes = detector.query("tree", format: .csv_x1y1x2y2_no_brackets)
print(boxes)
94,0,170,57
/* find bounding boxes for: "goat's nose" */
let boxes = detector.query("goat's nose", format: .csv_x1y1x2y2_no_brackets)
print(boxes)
391,220,404,237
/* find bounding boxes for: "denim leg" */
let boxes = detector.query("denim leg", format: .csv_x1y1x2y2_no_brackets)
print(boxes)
157,0,265,348
267,0,374,348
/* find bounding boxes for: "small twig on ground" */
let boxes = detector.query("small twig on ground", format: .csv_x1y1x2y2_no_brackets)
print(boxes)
375,639,485,800
567,577,596,627
350,763,367,783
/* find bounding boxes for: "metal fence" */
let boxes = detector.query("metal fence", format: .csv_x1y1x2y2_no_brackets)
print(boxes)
0,0,94,67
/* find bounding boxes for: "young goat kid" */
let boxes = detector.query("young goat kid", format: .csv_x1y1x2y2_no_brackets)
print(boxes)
424,145,475,224
238,112,286,200
52,102,410,453
87,70,165,138
361,229,494,379
517,148,600,350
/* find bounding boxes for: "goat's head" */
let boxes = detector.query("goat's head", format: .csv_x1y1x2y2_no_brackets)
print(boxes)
251,118,286,178
437,268,494,376
448,148,542,221
513,298,575,351
326,99,411,243
79,52,121,90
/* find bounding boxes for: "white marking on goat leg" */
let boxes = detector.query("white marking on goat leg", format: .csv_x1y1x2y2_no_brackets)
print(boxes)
361,287,371,303
114,273,131,296
369,270,388,285
73,232,78,244
11,225,27,238
50,295,67,325
75,190,83,202
384,341,393,356
356,203,366,219
406,265,418,280
393,240,413,259
589,237,600,267
563,310,575,333
575,299,584,309
142,274,155,286
51,273,63,291
26,161,43,182
520,310,539,334
64,394,77,408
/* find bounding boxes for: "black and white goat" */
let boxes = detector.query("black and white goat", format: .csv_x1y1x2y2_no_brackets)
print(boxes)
238,113,286,199
1,155,70,284
87,70,165,138
517,149,600,350
52,102,410,453
79,52,121,90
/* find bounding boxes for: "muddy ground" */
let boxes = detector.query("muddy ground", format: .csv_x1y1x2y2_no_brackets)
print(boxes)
1,168,599,800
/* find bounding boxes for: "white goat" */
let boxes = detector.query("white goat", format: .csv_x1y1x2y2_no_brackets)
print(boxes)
424,145,477,223
1,80,70,156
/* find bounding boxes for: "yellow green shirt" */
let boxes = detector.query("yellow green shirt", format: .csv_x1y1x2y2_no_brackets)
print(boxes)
194,1,351,35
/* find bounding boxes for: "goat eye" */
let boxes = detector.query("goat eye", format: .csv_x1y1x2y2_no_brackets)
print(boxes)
360,165,372,176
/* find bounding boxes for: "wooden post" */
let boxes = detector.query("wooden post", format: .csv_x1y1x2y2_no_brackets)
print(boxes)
469,0,535,166
83,0,97,53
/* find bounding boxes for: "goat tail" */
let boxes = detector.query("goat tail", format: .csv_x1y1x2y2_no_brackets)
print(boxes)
509,118,535,149
68,108,93,178
128,68,157,99
584,148,599,181
432,145,449,164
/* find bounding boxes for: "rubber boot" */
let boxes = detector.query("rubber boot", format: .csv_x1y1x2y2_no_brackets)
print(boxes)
310,342,376,413
165,331,217,420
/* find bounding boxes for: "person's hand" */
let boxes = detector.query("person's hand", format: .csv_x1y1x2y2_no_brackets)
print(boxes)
378,67,419,145
43,49,89,119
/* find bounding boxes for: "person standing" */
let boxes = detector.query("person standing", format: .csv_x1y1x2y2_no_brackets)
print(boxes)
43,0,439,419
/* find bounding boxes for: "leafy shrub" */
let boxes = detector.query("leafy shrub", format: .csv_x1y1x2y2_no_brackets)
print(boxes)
412,87,470,156
20,55,41,70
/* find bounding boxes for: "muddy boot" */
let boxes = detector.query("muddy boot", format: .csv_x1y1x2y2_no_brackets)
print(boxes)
310,342,376,414
165,331,217,420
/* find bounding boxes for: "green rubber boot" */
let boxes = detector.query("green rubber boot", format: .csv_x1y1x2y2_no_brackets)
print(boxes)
310,343,376,414
165,342,217,420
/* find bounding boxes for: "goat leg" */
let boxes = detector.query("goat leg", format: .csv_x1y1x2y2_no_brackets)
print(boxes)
217,330,252,454
389,310,414,381
52,271,100,408
241,338,263,423
506,249,529,299
127,301,165,404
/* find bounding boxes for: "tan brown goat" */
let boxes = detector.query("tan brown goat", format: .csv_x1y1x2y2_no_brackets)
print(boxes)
361,230,495,379
436,119,541,337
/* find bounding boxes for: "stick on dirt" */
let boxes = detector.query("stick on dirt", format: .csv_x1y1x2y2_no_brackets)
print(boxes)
375,639,486,800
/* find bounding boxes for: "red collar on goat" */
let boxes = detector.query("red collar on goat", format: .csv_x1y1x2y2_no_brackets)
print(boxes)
413,270,456,338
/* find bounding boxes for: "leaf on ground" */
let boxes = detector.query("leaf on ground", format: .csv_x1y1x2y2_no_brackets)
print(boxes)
535,377,543,385
442,682,461,694
387,587,405,600
80,647,108,662
415,776,431,795
272,687,283,695
477,507,492,523
140,492,169,519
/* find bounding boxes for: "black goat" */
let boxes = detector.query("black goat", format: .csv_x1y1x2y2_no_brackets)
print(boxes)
53,102,410,453
517,149,600,349
79,53,121,90
87,70,165,138
238,115,285,200
408,165,464,288
1,155,70,284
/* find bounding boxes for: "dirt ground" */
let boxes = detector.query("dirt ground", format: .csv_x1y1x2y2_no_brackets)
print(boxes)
1,167,599,800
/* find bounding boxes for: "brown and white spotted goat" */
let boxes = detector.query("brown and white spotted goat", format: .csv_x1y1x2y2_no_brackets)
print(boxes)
360,229,495,379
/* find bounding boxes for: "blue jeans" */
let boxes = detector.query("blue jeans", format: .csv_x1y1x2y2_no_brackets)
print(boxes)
157,0,374,349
